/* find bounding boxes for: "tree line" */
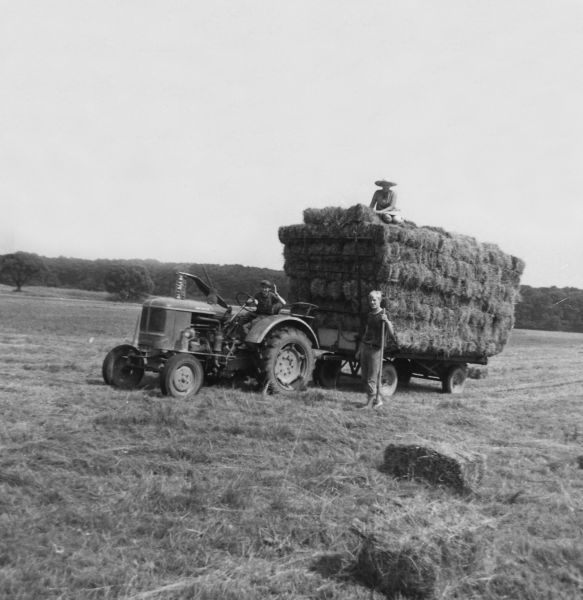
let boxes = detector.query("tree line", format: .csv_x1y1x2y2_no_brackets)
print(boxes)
1,252,583,333
0,252,289,302
513,285,583,333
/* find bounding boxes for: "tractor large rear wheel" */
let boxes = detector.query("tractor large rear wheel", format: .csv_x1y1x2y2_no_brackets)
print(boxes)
261,327,315,393
102,345,144,389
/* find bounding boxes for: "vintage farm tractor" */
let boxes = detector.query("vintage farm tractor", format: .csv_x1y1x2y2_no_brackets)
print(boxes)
102,272,319,397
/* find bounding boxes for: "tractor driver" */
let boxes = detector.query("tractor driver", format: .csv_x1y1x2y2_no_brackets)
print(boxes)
248,280,286,316
235,280,286,337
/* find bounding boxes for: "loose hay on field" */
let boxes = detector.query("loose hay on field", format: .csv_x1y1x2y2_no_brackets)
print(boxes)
279,204,525,359
382,436,486,494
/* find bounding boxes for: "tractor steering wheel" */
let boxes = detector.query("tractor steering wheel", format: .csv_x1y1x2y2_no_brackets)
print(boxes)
235,292,256,313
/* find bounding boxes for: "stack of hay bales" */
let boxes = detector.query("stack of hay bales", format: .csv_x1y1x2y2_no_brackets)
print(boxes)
278,204,525,359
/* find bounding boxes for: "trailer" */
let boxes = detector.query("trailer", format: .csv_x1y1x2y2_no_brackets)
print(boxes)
284,302,485,396
314,341,483,395
279,204,524,395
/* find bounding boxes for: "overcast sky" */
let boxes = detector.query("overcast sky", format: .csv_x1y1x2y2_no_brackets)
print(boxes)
1,1,582,288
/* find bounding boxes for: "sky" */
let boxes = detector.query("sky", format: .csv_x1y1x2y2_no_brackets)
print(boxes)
1,0,582,288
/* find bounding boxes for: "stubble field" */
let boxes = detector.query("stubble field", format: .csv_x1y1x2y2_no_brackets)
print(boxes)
1,288,582,599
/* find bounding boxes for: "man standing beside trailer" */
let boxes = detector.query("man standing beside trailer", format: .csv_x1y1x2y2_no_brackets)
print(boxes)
359,290,395,408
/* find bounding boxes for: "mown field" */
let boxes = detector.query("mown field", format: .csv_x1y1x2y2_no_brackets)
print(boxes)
1,288,583,599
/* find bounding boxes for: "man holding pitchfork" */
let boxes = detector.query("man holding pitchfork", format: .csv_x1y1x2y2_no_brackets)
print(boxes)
358,290,395,409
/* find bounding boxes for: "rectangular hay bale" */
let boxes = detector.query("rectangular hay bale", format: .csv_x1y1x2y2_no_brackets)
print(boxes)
355,538,436,599
382,437,486,493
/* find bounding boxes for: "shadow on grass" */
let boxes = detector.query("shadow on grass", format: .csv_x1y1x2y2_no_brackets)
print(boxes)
310,553,347,579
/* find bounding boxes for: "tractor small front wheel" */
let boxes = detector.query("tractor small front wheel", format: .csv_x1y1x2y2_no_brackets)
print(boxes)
102,345,144,389
161,354,204,398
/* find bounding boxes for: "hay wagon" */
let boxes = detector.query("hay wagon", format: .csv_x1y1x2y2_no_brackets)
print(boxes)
279,204,525,395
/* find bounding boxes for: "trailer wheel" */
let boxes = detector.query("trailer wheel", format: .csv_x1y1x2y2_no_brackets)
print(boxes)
102,344,144,389
314,358,342,388
442,365,467,394
261,327,315,393
161,354,204,398
394,358,412,386
380,362,398,397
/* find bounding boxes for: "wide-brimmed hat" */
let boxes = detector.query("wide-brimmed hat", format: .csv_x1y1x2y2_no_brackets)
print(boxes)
375,179,397,187
260,279,272,287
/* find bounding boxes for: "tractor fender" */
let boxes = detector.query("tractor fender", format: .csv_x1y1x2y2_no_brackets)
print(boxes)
245,315,319,349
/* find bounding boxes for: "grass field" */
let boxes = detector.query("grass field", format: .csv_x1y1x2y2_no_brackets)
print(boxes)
1,290,582,599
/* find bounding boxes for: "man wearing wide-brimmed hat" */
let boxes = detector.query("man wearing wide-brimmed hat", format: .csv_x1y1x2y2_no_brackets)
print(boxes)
370,180,403,224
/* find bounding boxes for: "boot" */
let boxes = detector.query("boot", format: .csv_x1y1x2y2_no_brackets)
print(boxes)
360,396,374,409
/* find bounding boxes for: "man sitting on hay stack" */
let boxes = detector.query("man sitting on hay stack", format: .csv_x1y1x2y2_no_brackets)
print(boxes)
370,179,404,224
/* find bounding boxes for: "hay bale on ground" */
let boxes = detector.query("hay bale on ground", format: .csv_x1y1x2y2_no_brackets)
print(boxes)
382,437,485,494
348,505,492,599
353,536,436,599
467,365,488,379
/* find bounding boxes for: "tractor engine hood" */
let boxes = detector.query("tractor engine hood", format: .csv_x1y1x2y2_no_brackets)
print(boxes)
142,296,228,318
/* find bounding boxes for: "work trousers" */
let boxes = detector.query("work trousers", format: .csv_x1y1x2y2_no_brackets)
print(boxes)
360,343,382,402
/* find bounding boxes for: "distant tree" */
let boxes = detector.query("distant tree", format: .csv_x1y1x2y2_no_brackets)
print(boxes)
103,264,154,301
0,252,47,292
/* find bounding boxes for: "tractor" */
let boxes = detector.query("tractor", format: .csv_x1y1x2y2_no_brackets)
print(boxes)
102,272,319,397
